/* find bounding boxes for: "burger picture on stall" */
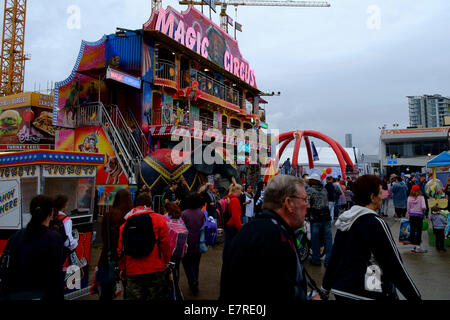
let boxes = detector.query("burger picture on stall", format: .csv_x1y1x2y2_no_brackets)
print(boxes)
0,110,23,136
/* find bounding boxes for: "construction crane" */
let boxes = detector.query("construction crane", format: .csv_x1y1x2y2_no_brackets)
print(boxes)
178,0,330,34
0,0,29,96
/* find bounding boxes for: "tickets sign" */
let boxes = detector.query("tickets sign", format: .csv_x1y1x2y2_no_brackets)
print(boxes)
0,165,38,180
43,165,96,178
0,180,21,229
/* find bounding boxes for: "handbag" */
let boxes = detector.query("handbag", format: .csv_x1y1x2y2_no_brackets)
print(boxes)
398,219,411,244
96,219,120,285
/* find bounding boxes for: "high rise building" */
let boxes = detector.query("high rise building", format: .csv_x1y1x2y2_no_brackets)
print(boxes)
345,133,352,148
408,94,450,128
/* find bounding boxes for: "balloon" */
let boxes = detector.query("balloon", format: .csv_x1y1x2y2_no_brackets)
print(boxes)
401,172,405,177
322,168,327,174
326,168,332,174
422,219,429,231
321,173,326,180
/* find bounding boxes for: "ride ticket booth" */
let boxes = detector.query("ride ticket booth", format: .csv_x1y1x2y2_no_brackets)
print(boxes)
0,150,105,299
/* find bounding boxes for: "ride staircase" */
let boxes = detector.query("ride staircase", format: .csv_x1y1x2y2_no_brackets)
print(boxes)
76,102,149,185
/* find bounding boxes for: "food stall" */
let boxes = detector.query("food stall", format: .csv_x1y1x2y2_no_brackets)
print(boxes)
0,150,105,299
426,151,450,248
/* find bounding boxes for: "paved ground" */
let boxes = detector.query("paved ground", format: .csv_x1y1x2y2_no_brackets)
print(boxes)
82,201,450,300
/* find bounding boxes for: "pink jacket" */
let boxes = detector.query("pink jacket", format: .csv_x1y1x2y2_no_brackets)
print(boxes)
381,189,390,199
407,196,426,216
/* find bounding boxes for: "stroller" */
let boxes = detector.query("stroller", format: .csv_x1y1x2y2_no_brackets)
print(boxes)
295,221,325,263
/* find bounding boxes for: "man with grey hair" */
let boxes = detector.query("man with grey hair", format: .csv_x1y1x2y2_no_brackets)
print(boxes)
220,175,311,302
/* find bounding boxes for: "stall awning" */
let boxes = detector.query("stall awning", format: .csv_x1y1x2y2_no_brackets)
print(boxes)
0,150,105,166
426,151,450,167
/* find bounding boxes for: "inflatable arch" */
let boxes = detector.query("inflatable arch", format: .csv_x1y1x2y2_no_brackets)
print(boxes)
265,130,356,181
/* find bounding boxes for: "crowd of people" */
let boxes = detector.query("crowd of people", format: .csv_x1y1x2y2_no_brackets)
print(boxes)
0,168,448,301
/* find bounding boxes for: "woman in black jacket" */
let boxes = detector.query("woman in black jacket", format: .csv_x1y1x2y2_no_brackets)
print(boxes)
321,175,421,301
1,195,64,300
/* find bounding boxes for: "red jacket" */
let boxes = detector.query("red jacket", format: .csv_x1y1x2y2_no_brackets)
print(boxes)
224,194,242,231
117,206,171,276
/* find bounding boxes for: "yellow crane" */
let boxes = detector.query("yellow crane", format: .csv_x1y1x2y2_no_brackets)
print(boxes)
0,0,29,96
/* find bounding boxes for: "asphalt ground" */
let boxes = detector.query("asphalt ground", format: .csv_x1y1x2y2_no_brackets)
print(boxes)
82,200,450,300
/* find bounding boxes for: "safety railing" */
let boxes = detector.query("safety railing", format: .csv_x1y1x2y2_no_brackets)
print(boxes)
125,109,150,157
76,102,141,184
151,106,243,133
155,59,176,81
180,69,245,108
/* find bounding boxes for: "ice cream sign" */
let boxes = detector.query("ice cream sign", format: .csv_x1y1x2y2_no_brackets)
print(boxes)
0,180,21,229
147,6,257,88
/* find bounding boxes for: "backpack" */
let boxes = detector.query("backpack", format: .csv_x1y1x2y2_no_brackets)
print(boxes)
0,230,22,297
199,211,217,253
165,217,188,260
122,213,157,258
50,215,69,245
202,211,218,246
217,197,231,226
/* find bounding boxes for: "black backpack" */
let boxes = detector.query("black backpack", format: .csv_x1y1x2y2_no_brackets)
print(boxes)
122,214,157,258
49,218,69,245
0,230,22,297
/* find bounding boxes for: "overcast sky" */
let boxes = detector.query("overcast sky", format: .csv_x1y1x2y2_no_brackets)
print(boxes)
9,0,450,156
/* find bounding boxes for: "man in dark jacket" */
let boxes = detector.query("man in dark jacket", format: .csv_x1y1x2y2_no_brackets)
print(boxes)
220,175,312,302
306,173,333,267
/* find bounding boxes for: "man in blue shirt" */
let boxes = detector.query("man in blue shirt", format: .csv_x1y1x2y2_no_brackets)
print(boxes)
391,176,408,220
283,158,291,175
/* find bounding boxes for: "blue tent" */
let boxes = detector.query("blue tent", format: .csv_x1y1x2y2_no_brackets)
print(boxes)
426,151,450,167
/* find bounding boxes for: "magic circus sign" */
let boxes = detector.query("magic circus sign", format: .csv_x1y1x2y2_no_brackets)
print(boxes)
144,6,257,88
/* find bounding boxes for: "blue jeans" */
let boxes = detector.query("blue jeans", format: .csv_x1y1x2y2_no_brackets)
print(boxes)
334,200,340,218
311,220,333,266
328,201,335,220
242,216,253,225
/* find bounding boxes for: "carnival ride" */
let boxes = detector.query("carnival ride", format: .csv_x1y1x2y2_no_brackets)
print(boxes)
264,129,356,182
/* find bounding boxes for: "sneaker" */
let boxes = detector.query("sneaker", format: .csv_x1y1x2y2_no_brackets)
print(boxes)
414,247,427,253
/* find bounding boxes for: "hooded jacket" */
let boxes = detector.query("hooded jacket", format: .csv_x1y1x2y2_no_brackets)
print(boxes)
407,196,426,217
224,194,242,231
322,205,421,301
117,206,171,276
